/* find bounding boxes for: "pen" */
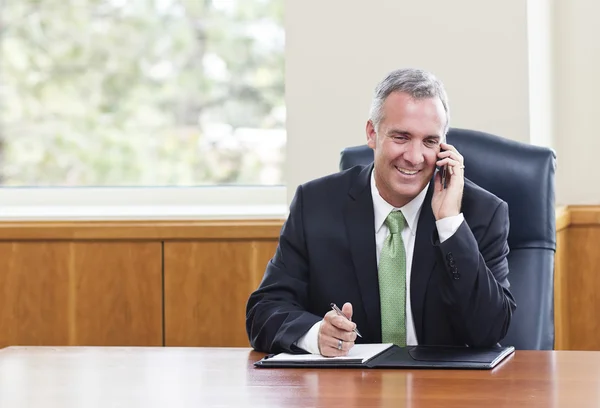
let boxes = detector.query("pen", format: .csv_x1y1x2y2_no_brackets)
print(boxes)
330,303,362,338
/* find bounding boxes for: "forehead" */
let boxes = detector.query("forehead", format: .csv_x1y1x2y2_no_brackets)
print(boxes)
381,92,446,134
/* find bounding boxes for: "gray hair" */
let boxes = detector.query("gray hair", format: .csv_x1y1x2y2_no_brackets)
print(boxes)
369,68,450,134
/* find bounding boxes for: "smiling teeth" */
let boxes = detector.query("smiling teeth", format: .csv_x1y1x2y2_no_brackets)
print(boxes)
397,167,418,175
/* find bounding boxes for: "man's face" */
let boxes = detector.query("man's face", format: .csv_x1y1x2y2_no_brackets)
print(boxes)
366,91,446,208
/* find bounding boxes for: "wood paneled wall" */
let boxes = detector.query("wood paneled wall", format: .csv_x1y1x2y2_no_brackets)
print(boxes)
164,241,276,347
0,221,280,348
0,206,597,350
0,242,162,348
554,207,570,350
554,206,600,350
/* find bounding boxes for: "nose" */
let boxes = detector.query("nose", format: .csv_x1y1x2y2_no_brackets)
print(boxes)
403,141,424,167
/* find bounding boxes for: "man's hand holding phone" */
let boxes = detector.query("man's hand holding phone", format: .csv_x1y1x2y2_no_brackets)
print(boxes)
432,142,465,221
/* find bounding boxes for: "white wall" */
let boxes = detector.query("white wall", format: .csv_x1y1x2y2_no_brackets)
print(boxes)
554,0,600,205
285,0,532,202
285,0,600,206
528,0,554,148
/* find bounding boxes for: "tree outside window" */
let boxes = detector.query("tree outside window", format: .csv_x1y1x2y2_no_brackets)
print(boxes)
0,0,285,187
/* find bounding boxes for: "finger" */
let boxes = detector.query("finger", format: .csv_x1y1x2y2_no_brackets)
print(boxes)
323,336,355,352
324,310,356,332
320,340,343,357
437,149,463,163
321,345,349,357
318,323,356,356
437,147,464,167
330,315,357,333
321,320,358,342
334,328,357,342
319,335,350,357
440,142,460,155
341,302,353,320
435,157,461,169
320,337,355,356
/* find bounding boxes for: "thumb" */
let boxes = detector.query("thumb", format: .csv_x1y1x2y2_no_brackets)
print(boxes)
342,302,353,320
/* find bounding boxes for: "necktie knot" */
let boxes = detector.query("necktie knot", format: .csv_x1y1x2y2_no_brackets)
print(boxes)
385,211,406,234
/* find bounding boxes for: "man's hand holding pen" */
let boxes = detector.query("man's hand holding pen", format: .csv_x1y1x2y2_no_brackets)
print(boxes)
317,302,358,357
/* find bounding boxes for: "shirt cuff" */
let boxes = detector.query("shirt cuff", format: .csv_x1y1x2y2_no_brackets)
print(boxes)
436,213,465,243
293,320,322,355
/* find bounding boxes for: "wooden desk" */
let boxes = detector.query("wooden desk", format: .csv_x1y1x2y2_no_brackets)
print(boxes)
1,347,599,407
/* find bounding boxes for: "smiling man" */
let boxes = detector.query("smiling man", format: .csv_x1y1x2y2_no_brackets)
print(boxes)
246,68,516,356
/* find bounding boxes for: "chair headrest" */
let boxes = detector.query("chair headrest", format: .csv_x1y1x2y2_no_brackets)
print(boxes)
339,128,557,250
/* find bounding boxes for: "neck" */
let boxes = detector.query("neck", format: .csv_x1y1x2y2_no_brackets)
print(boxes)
373,170,410,208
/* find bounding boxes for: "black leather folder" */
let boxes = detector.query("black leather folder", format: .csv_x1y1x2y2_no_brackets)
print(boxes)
254,345,515,370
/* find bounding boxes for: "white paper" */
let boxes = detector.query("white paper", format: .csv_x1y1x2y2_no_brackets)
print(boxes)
267,343,394,364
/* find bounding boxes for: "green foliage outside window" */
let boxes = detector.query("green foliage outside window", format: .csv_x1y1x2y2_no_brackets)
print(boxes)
0,0,285,186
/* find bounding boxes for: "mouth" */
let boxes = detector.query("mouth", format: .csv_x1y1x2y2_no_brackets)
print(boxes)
395,166,420,176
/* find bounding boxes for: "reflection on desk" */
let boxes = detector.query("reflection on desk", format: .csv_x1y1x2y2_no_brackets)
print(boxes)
0,347,599,407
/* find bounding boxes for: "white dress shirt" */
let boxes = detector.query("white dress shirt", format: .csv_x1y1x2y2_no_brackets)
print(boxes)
295,170,464,354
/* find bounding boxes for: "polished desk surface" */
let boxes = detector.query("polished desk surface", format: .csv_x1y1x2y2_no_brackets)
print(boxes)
1,347,599,407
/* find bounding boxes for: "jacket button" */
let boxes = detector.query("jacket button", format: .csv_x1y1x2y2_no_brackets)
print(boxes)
453,273,461,280
446,252,453,261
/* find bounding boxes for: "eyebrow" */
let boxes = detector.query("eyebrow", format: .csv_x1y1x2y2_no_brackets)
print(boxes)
387,129,441,140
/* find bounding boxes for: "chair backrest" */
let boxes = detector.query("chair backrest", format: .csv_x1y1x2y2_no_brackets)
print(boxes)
339,127,557,350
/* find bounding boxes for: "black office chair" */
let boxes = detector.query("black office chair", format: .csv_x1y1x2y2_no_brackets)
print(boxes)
339,128,557,350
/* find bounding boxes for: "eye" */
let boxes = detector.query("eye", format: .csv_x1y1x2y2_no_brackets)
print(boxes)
425,139,438,146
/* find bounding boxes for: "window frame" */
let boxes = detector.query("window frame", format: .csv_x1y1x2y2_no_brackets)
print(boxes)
0,185,288,220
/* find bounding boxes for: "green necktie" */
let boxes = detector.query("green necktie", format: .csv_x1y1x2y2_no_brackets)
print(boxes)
379,211,407,346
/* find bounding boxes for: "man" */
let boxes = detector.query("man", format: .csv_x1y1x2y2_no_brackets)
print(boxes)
246,68,516,356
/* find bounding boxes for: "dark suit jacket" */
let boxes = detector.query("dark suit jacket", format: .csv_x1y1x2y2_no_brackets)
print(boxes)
246,164,517,354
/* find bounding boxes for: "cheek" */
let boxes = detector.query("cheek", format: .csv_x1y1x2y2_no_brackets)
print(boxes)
381,143,404,159
424,151,438,167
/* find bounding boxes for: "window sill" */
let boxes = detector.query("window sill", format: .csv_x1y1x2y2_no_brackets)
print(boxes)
0,205,288,221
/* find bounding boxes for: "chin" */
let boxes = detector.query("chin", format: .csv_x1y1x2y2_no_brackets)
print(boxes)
393,185,421,199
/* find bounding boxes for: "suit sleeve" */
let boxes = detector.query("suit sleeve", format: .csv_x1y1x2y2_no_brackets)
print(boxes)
245,185,322,353
436,201,517,347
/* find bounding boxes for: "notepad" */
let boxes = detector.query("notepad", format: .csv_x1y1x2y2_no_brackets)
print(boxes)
255,344,516,369
266,343,394,364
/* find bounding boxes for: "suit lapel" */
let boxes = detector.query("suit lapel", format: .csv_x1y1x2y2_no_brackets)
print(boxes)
344,164,381,342
410,181,438,343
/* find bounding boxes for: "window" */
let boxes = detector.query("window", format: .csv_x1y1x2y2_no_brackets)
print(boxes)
0,0,285,188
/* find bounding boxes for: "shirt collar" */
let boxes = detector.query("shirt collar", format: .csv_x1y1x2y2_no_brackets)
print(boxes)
371,169,429,236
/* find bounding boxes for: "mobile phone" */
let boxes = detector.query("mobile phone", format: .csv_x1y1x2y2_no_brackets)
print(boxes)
437,148,447,189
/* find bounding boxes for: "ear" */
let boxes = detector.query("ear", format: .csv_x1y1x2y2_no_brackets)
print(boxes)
366,120,377,149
